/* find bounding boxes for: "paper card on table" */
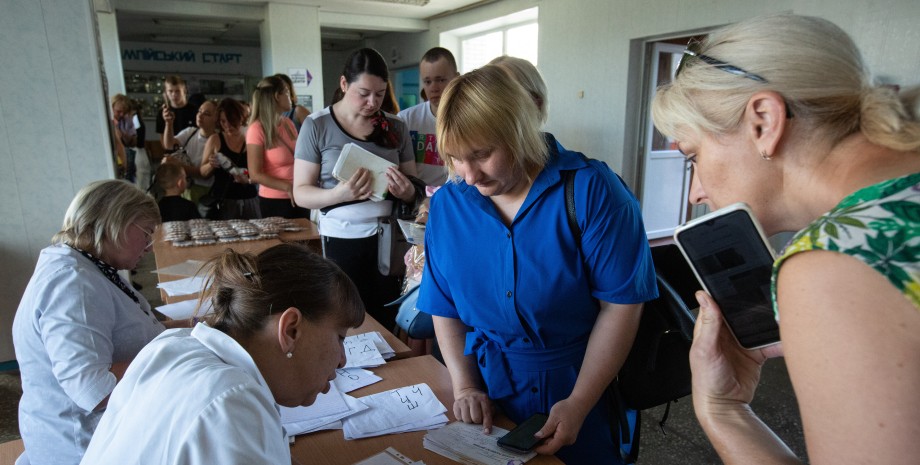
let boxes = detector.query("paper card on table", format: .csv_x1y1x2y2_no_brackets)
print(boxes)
155,298,213,320
423,421,537,465
332,143,396,201
343,383,446,436
156,276,207,297
343,334,386,368
347,332,395,359
333,367,382,393
151,260,206,277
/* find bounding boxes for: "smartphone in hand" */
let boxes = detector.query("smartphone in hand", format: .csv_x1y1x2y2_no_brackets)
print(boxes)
497,413,548,454
674,203,780,349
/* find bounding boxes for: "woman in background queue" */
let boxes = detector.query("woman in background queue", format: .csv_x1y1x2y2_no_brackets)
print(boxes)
292,48,418,328
247,75,309,219
201,98,261,220
275,73,311,133
162,100,219,205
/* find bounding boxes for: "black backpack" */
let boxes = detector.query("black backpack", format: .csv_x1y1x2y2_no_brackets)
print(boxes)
562,165,696,463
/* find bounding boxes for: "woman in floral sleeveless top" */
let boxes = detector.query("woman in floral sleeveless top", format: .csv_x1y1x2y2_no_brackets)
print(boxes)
652,14,920,464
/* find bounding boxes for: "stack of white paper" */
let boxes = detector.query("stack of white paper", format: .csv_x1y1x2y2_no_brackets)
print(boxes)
423,422,537,465
343,332,392,368
343,384,448,439
332,143,396,201
280,383,369,436
156,276,207,297
280,368,384,436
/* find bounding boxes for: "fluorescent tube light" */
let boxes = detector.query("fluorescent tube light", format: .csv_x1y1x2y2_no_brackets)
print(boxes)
361,0,430,5
154,19,230,32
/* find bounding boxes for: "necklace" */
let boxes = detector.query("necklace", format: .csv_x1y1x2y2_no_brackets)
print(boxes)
68,245,148,315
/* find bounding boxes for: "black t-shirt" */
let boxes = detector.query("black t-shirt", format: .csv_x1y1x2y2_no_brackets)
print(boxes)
214,133,257,200
155,103,199,136
158,196,201,222
134,116,146,148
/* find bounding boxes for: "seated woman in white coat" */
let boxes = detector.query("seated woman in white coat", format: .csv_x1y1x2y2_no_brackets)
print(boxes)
80,243,365,465
12,180,180,465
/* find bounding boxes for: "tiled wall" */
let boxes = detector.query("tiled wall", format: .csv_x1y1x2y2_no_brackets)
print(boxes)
0,0,115,361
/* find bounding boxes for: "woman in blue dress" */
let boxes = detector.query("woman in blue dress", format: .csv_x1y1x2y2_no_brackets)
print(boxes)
417,65,658,463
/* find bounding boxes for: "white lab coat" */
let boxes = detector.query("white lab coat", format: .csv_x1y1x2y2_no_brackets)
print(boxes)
13,245,165,465
81,324,290,465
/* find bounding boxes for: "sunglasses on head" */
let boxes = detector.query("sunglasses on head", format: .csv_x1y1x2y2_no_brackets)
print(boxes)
675,41,793,118
675,41,766,82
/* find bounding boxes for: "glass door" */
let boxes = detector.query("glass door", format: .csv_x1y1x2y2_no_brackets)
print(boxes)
639,42,693,239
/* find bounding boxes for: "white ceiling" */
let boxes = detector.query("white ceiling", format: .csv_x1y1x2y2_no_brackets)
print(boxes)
111,0,490,50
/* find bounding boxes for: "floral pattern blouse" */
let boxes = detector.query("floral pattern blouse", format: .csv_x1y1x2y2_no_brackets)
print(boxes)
772,172,920,317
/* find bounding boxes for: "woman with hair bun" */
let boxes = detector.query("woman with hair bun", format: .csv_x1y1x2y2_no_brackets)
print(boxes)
651,14,920,463
81,243,365,464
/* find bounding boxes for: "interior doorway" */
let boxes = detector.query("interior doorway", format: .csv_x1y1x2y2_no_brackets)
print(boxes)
635,34,708,239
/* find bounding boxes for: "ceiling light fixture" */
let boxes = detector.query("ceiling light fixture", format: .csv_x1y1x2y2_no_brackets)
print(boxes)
150,35,216,45
361,0,430,6
154,19,230,32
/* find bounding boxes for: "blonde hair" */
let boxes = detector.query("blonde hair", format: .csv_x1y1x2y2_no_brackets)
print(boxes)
250,76,294,149
652,14,920,152
437,64,548,181
198,244,365,340
110,93,131,111
489,56,549,125
52,180,160,257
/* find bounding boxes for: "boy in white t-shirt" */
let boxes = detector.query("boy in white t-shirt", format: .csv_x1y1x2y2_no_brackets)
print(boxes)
397,47,459,186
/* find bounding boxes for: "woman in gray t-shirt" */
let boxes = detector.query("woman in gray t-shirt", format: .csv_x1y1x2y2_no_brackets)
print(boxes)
293,48,418,327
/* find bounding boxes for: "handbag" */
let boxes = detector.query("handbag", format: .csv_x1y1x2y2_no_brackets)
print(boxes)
164,127,199,167
377,175,427,276
385,284,435,339
377,209,412,276
616,273,694,409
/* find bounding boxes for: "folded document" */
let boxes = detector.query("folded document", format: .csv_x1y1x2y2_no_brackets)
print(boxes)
343,383,448,439
424,421,537,465
343,332,395,368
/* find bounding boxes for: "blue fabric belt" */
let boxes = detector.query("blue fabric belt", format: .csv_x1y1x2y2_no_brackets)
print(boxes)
464,329,588,400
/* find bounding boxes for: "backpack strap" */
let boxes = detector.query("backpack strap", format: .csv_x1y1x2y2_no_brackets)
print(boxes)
181,127,200,148
564,169,580,248
561,166,636,458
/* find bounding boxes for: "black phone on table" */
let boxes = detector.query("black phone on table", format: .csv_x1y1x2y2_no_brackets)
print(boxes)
497,413,548,454
674,203,780,349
